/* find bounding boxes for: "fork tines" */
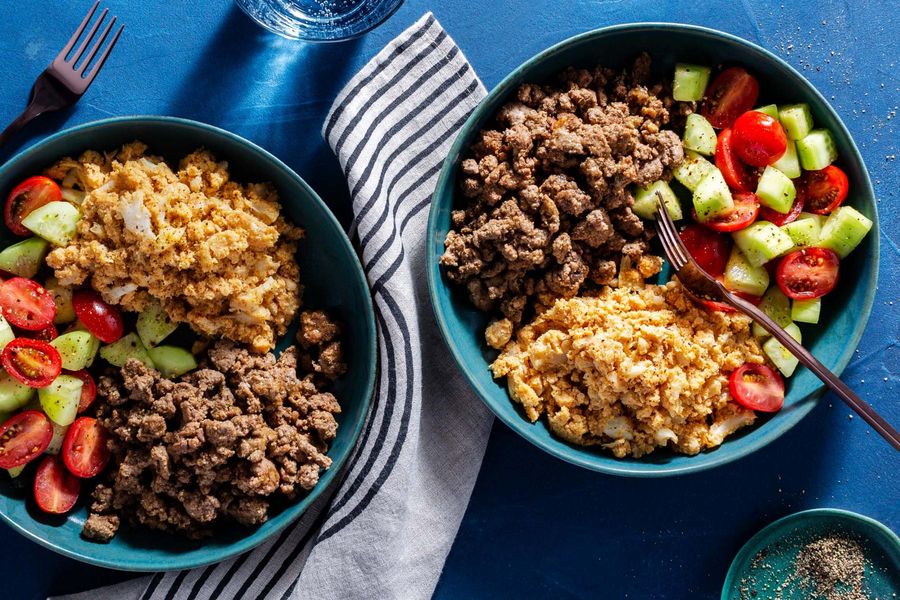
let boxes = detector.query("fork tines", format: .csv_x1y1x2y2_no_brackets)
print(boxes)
54,1,123,85
654,192,688,271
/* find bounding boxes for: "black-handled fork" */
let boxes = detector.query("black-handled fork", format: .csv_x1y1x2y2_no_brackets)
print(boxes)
0,1,123,149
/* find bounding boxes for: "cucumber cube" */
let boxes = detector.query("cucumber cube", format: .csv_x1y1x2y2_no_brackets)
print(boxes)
733,222,795,267
50,331,100,371
792,298,822,324
45,277,76,325
771,140,801,180
0,371,35,412
754,104,779,119
798,212,828,227
796,129,837,171
99,332,155,370
818,206,873,258
756,166,796,214
6,465,25,478
136,300,179,348
763,323,802,377
724,247,770,296
0,237,49,278
752,286,793,337
778,103,814,141
693,169,734,221
0,315,14,353
673,63,711,102
632,181,683,221
46,422,69,455
148,346,198,378
781,217,821,248
21,201,81,247
672,151,717,192
683,113,717,156
39,374,83,426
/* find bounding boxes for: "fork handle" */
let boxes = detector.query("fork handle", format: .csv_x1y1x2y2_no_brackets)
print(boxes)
0,104,42,149
729,294,900,451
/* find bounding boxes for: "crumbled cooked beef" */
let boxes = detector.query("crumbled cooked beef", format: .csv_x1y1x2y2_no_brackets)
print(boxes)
82,311,346,542
440,53,682,322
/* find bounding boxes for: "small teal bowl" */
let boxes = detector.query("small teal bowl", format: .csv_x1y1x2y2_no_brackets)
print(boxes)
426,23,879,476
0,116,377,570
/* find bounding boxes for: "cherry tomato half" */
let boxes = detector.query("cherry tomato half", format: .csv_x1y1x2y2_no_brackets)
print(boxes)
28,323,59,343
696,191,761,233
759,195,804,227
68,369,97,413
0,278,57,331
679,224,732,278
715,129,758,192
72,290,124,343
61,417,110,478
697,289,762,313
0,410,53,469
4,176,61,237
797,165,849,215
731,111,788,167
1,338,62,388
701,67,760,129
776,247,840,300
33,455,80,514
729,363,785,412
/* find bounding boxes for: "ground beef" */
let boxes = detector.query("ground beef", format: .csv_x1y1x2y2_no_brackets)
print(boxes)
81,311,346,542
440,53,683,323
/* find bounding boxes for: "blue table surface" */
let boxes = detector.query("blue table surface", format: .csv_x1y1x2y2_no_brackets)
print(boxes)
0,1,897,598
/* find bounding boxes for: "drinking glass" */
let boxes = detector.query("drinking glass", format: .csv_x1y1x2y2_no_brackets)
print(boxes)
235,0,404,42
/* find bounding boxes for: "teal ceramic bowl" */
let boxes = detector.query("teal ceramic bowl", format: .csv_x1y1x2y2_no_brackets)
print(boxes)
0,116,376,570
722,509,900,599
427,23,879,476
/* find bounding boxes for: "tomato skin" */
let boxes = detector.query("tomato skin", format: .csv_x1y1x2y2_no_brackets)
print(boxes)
0,278,57,331
776,247,840,300
696,192,761,232
679,224,732,277
72,290,124,343
68,369,97,413
729,363,785,412
715,129,757,192
697,289,762,313
28,323,59,342
798,165,849,214
4,176,62,236
759,195,804,227
1,337,62,388
61,417,110,478
701,67,760,129
731,111,788,167
0,410,53,469
33,455,80,514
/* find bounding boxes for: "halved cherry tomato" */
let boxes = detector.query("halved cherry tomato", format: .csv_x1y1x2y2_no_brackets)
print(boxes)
797,165,849,214
695,191,760,232
72,290,123,343
1,337,61,387
697,289,762,313
731,110,788,167
61,417,110,478
68,369,97,413
0,278,57,331
679,224,732,277
759,195,804,227
33,455,80,514
701,67,760,129
28,323,59,342
0,410,53,469
776,247,839,300
4,176,61,237
715,129,757,192
729,363,785,412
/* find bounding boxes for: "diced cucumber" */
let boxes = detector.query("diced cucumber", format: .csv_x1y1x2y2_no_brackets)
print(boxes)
136,300,179,348
754,104,779,119
21,201,81,247
683,113,717,156
752,287,793,337
0,315,14,353
796,129,837,171
99,332,155,370
148,346,198,378
45,277,76,324
724,247,770,296
792,298,822,324
693,169,734,221
39,374,83,426
672,150,717,192
673,63,711,102
733,222,795,267
0,371,35,412
6,465,25,478
50,331,100,371
756,166,796,214
771,140,801,180
818,206,873,258
778,103,814,141
763,323,802,377
798,212,828,228
0,237,49,278
781,216,821,248
632,181,683,221
46,422,69,455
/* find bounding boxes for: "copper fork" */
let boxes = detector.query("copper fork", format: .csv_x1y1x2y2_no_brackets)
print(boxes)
653,193,900,450
0,1,123,148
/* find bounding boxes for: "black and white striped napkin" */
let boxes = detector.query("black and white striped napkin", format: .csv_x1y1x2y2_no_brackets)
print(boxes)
53,12,492,600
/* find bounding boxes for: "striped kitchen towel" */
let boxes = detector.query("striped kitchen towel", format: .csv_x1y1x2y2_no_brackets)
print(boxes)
53,12,492,600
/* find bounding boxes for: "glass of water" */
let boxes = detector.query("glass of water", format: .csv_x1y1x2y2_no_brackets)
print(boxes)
235,0,404,41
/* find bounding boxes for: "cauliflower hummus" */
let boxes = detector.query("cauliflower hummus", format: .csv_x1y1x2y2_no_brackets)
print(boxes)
490,277,767,458
45,142,302,352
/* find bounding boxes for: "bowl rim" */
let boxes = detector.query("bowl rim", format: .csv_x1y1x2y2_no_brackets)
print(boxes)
0,115,377,571
426,22,880,477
